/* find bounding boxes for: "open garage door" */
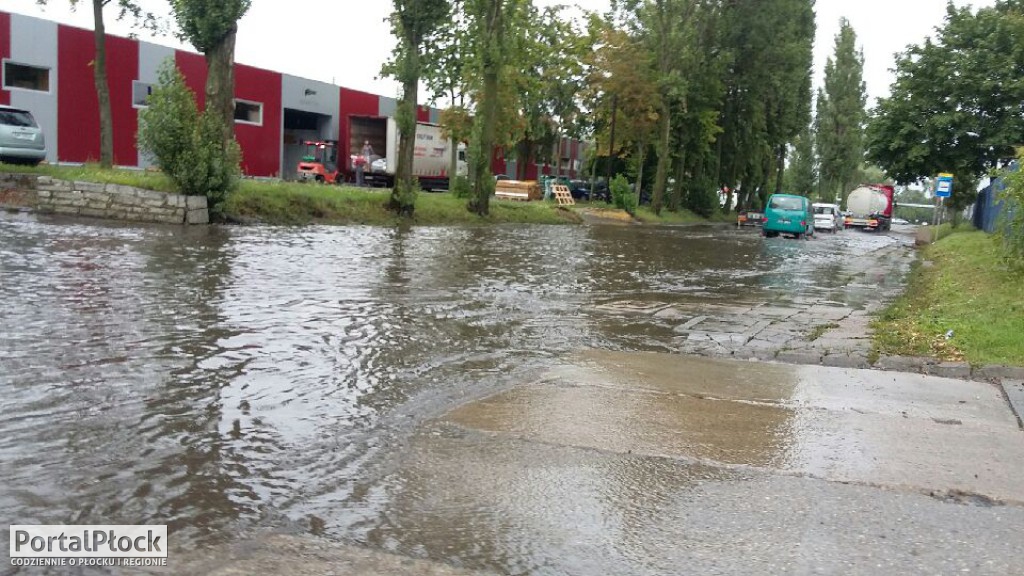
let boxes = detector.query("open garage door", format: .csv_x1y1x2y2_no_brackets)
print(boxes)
283,109,334,181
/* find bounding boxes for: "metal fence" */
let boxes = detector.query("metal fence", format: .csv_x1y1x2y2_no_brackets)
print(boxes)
973,162,1017,233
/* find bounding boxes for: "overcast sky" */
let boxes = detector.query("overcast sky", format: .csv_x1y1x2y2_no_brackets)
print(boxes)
1,0,996,107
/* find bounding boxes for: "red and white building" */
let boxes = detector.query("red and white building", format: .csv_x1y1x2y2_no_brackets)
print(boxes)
0,10,585,181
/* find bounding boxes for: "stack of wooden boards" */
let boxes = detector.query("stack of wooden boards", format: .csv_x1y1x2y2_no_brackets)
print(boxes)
494,180,542,201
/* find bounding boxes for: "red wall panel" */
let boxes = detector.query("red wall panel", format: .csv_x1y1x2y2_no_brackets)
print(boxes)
173,54,281,177
233,63,281,177
339,87,381,163
174,51,207,110
417,105,430,123
57,25,139,165
0,12,10,105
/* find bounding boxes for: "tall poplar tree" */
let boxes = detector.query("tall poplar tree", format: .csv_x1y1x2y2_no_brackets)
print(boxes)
815,18,867,201
387,0,450,217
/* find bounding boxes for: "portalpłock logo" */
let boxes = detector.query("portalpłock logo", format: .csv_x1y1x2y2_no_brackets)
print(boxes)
10,525,168,568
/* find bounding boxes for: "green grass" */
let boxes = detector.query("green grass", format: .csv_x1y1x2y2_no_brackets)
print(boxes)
633,206,734,224
873,230,1024,366
0,162,175,192
3,162,738,227
808,322,840,342
226,181,579,226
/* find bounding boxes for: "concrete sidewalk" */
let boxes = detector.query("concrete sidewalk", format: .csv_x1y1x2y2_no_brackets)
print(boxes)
164,351,1024,576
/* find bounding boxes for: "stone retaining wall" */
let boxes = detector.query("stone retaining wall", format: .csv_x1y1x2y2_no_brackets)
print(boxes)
0,173,209,225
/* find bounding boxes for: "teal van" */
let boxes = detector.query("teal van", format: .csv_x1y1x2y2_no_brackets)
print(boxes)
762,194,814,239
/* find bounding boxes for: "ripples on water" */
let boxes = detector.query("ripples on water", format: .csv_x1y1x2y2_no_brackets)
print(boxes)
0,213,900,557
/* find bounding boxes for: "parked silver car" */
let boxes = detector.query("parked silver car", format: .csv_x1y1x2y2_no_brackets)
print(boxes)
0,105,46,166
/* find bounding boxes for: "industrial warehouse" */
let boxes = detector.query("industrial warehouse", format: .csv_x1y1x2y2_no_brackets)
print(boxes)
0,9,587,182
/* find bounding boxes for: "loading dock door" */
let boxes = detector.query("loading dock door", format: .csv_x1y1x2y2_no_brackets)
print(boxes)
283,109,333,180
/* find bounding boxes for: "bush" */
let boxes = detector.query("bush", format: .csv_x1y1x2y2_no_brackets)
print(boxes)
610,174,636,215
450,175,472,199
137,60,240,219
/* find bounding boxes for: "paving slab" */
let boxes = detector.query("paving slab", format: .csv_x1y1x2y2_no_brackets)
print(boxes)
445,351,1024,503
1003,379,1024,429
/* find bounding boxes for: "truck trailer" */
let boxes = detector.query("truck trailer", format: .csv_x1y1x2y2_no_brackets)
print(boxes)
844,184,894,231
351,116,466,191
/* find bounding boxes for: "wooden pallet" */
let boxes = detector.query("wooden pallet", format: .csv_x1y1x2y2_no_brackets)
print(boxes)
551,184,575,206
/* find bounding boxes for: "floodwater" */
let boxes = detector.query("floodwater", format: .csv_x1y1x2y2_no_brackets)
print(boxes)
0,213,919,572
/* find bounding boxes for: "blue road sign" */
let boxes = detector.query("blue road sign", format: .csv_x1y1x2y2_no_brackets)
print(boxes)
936,173,954,198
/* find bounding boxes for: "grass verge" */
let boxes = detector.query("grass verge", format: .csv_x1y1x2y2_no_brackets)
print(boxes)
0,162,175,192
633,206,734,225
226,182,578,225
872,230,1024,366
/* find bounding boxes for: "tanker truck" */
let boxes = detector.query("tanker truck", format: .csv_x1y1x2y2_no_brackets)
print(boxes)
843,184,894,231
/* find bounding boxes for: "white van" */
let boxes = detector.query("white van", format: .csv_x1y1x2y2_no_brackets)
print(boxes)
812,203,842,233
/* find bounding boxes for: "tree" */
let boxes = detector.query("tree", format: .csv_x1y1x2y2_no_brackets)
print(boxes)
586,26,661,204
138,60,240,218
386,0,450,217
816,18,867,202
867,1,1024,213
35,0,156,169
421,0,472,185
785,123,817,198
169,0,250,146
463,0,527,216
716,0,814,212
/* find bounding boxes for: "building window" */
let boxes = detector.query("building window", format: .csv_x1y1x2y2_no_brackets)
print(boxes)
132,81,154,108
234,100,262,125
3,61,51,92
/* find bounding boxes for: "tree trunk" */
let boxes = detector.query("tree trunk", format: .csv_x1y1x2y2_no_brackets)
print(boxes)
671,147,686,212
92,0,113,169
470,66,498,216
204,25,238,146
775,145,786,194
652,101,671,215
391,71,419,216
634,141,646,208
469,0,503,217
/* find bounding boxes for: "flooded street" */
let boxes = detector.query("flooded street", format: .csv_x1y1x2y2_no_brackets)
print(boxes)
2,213,1021,575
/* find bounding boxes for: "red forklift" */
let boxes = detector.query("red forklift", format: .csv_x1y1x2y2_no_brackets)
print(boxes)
296,140,345,184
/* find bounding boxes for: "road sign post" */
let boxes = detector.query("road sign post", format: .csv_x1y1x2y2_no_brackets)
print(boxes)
933,173,954,241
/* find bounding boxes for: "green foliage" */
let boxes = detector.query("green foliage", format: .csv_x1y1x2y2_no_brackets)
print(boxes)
683,178,718,218
450,175,472,199
169,0,250,52
997,152,1024,267
716,0,815,209
610,174,636,215
785,124,817,198
137,61,240,218
815,18,867,201
867,1,1024,212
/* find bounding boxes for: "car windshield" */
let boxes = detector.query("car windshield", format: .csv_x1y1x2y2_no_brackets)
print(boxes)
0,109,37,128
813,206,834,215
770,196,803,211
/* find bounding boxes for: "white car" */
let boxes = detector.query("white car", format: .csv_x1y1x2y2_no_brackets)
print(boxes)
812,203,842,233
